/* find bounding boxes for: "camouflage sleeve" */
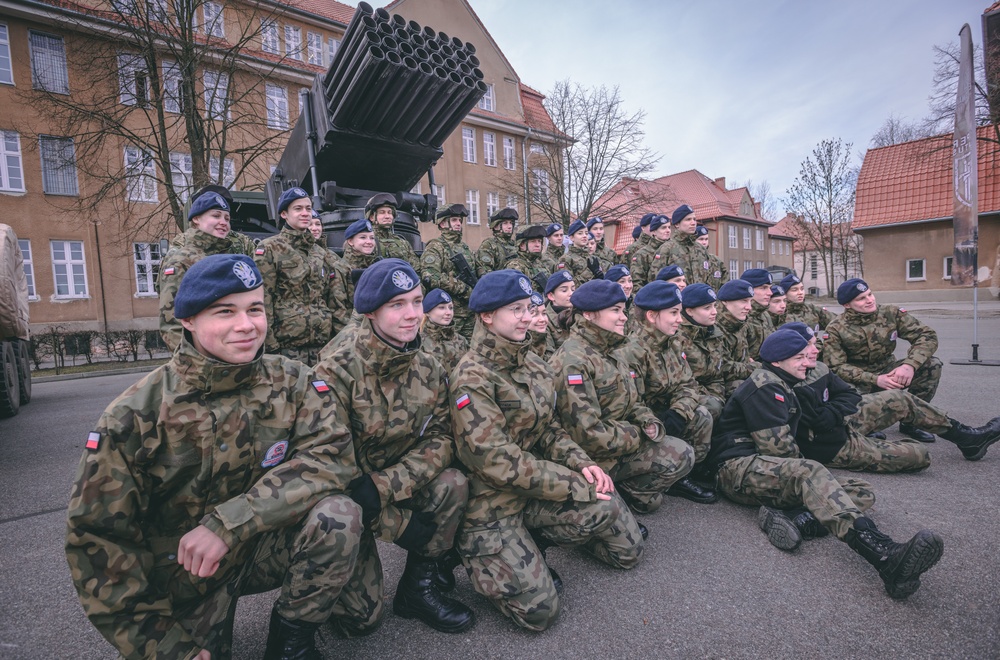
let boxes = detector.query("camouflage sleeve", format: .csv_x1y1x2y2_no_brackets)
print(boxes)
894,309,938,370
742,383,801,458
230,232,258,257
818,306,837,329
451,372,595,503
475,244,495,277
157,255,187,352
824,324,880,389
421,243,471,298
665,349,702,422
722,333,755,383
253,244,281,352
324,253,350,336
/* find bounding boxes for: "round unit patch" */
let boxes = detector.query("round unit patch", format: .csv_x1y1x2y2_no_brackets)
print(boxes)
233,261,259,289
518,277,532,294
261,440,289,468
392,269,416,291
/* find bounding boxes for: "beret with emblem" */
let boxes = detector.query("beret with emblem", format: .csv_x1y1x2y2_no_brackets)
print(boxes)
278,187,310,214
631,225,642,239
649,214,669,231
656,264,684,281
469,269,535,313
174,254,262,319
567,219,587,236
188,191,229,221
354,258,420,314
741,268,773,287
545,222,563,237
345,219,373,240
771,284,786,297
634,280,682,311
639,213,656,228
422,288,452,313
530,292,544,307
694,225,709,237
779,321,816,343
586,217,603,229
779,273,801,291
759,328,810,363
516,224,547,243
837,278,869,305
671,204,695,225
436,203,468,220
490,207,519,225
545,270,574,295
681,283,718,308
570,279,626,311
717,278,755,301
605,265,631,283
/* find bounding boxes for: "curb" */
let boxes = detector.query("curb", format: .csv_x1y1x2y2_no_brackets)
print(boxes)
33,365,160,384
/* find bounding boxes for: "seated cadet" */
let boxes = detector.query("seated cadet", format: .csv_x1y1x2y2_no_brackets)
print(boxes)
708,330,945,599
505,223,557,292
825,278,943,443
714,279,757,394
784,322,1000,466
588,217,618,272
604,265,639,335
560,219,604,284
738,268,776,359
308,210,325,243
628,281,716,503
527,291,556,361
330,219,381,320
476,207,518,277
67,255,360,660
544,270,576,349
632,214,671,290
675,283,728,420
655,264,687,290
450,270,640,632
421,288,469,372
780,273,836,331
551,279,692,523
766,283,787,326
314,260,474,635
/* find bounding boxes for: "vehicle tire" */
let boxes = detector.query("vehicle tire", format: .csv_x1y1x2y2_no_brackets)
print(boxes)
16,339,31,404
0,341,21,418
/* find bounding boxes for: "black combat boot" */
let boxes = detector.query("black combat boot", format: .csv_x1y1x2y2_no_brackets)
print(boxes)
939,416,1000,461
528,529,563,593
846,517,944,599
788,508,829,539
262,606,322,660
756,506,802,551
898,423,936,443
393,552,475,633
432,547,464,593
866,431,887,440
665,477,718,504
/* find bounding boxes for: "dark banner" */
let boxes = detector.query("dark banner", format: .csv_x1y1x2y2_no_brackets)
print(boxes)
953,23,978,287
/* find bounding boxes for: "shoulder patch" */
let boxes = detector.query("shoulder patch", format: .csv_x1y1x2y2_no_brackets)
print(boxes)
774,393,785,402
162,267,175,276
629,370,637,379
85,432,101,451
567,374,584,386
255,248,266,256
899,307,907,314
455,393,471,410
261,440,288,468
312,380,330,393
681,352,687,360
329,272,336,279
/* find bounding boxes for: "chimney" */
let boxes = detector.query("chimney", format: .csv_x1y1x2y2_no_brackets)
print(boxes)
754,201,761,217
714,177,726,189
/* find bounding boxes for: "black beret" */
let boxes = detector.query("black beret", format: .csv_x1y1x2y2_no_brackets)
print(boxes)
570,279,626,311
436,203,468,220
516,224,547,242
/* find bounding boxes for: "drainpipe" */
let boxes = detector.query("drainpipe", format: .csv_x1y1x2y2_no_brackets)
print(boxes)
92,221,109,334
522,127,533,224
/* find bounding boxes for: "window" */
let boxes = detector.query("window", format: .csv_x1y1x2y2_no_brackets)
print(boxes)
285,26,302,60
209,156,236,188
529,142,545,155
728,225,737,249
147,0,170,24
432,184,445,206
125,146,157,202
18,240,36,299
502,136,515,170
202,1,224,38
505,194,518,214
483,132,496,167
410,182,421,194
266,83,289,129
743,260,752,274
462,127,475,163
465,189,480,225
133,242,162,295
29,31,69,94
326,37,340,67
809,255,818,279
770,240,775,255
756,261,764,269
729,259,738,280
50,240,88,298
532,168,549,203
743,227,751,250
118,53,149,106
0,130,25,192
943,256,953,280
0,23,13,85
486,191,499,218
261,20,279,54
162,60,182,113
906,258,926,282
307,32,323,66
477,83,494,111
756,228,764,251
169,152,192,202
203,70,229,120
39,136,78,195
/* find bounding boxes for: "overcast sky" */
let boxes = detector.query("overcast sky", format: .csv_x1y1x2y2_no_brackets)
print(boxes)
463,0,989,211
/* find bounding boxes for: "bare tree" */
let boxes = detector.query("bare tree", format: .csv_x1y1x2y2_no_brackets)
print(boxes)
743,179,778,221
16,0,298,246
923,42,998,144
786,138,862,295
869,113,929,148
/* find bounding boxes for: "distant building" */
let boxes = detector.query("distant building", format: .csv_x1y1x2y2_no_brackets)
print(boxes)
772,213,862,298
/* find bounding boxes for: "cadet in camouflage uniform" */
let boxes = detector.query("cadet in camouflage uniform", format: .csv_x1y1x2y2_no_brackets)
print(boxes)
620,213,655,267
630,214,671,290
551,280,692,521
714,279,757,393
308,210,325,242
587,217,618,271
740,268,776,360
450,270,642,631
605,265,640,336
544,270,576,350
694,225,728,290
506,224,557,292
254,188,346,366
657,206,723,287
330,219,381,319
675,284,728,419
314,260,474,635
476,207,519,276
526,291,556,361
767,283,787,326
367,193,419,269
421,203,479,339
780,273,836,331
544,222,566,264
708,330,945,599
67,255,361,660
559,219,605,284
825,279,943,442
421,288,470,372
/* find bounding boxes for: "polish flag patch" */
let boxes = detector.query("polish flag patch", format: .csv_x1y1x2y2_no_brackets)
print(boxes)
774,393,785,402
681,352,687,360
329,272,336,279
162,267,175,276
312,380,330,393
455,393,471,410
255,248,266,256
85,432,101,451
629,370,637,379
567,374,584,386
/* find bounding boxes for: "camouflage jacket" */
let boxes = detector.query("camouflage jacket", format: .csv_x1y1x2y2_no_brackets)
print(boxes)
505,250,556,286
550,320,662,471
784,300,836,331
630,237,669,289
545,240,566,264
675,320,727,400
330,244,381,317
594,240,618,272
560,244,601,284
659,232,721,287
255,227,345,351
313,319,454,540
374,223,418,269
705,253,728,291
450,322,598,527
620,233,650,267
715,306,755,392
421,229,477,302
824,305,938,389
546,305,573,350
476,233,517,276
158,228,240,351
625,322,702,422
421,319,470,373
66,339,356,659
528,328,556,362
745,300,775,360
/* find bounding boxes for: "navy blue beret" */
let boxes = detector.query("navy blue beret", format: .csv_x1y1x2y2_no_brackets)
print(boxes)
174,254,262,319
530,292,544,307
469,269,534,313
639,213,656,227
545,270,574,295
188,191,229,221
278,187,309,214
545,223,563,237
656,264,684,281
759,329,809,363
422,288,453,312
567,219,587,236
779,273,801,291
605,265,631,282
770,284,786,297
570,279,626,311
681,283,718,308
649,215,669,231
345,219,373,240
741,268,773,287
631,225,642,239
694,225,709,237
354,258,421,314
634,281,682,311
586,217,603,229
311,210,321,219
718,279,755,301
779,321,816,342
671,204,694,225
838,278,869,305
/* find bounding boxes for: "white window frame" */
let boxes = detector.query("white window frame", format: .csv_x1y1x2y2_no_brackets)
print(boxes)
505,194,518,214
0,130,25,192
529,142,544,155
809,255,818,279
432,184,445,206
169,151,193,202
50,239,88,298
477,83,495,111
756,260,764,269
410,182,421,194
743,260,752,274
261,20,279,54
18,239,37,300
202,1,224,38
39,136,79,196
306,32,323,66
462,127,476,163
756,228,764,251
728,224,737,249
483,131,496,167
210,156,236,188
29,31,69,94
532,168,549,204
770,240,775,255
486,191,499,218
285,25,302,60
133,242,162,296
147,0,170,24
465,189,480,225
729,259,738,280
743,227,751,250
265,83,289,129
502,136,515,170
326,37,341,67
906,258,926,282
203,70,229,121
162,59,182,113
0,23,13,86
117,52,150,107
943,256,953,281
125,146,158,203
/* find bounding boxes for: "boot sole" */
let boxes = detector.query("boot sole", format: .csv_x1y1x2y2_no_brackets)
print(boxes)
960,434,1000,461
757,506,802,551
392,597,476,634
882,531,944,599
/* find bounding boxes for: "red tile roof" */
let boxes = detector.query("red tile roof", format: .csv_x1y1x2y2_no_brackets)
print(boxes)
286,0,355,25
853,125,1000,229
650,170,768,225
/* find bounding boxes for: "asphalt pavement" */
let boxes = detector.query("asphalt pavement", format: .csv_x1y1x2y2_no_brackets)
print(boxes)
1,311,999,659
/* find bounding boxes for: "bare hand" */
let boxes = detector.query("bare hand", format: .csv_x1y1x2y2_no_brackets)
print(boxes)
194,650,212,660
582,465,615,499
876,373,903,390
888,364,915,387
178,525,229,578
644,424,660,440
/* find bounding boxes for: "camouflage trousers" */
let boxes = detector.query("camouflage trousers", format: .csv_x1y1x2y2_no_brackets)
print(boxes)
610,435,694,513
826,429,930,473
849,390,951,436
457,493,643,632
700,394,726,422
326,468,468,638
173,495,363,658
716,455,874,540
686,406,715,464
276,345,326,368
856,357,943,403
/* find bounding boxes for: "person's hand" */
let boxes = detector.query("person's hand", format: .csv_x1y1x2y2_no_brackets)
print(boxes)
194,650,212,660
888,364,915,387
582,465,614,499
644,423,660,440
876,373,904,390
177,525,229,578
